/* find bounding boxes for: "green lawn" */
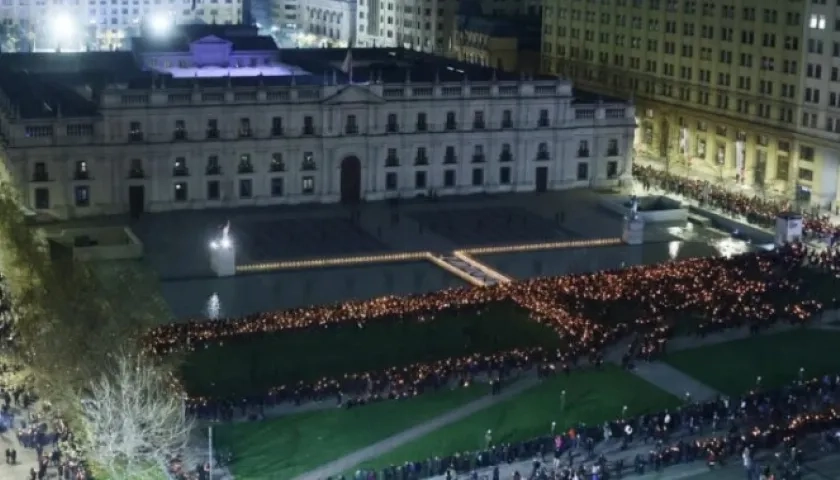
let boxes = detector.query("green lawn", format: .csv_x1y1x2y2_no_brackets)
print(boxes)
353,366,680,472
181,302,559,398
665,329,840,395
214,386,489,480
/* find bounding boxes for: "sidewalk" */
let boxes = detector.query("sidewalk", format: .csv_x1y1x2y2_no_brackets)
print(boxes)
293,377,542,480
292,323,809,479
429,424,834,480
635,155,840,224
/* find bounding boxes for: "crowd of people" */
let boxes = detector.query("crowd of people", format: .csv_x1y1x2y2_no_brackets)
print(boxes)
346,373,840,480
633,164,840,242
174,239,840,417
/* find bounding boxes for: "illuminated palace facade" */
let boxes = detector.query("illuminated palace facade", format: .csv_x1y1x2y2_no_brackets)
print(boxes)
542,0,840,208
0,32,635,220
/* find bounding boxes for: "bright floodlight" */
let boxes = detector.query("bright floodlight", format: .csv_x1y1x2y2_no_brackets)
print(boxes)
219,236,232,249
149,13,173,36
50,13,76,41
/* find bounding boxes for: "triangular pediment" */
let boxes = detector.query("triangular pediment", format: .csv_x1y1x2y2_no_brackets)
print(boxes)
322,85,385,105
192,35,232,46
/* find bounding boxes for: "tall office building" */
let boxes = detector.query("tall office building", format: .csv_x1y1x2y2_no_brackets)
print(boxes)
355,0,539,53
543,0,840,208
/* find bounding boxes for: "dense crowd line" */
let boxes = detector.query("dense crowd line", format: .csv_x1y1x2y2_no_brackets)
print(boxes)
633,164,840,241
180,241,840,417
347,373,840,480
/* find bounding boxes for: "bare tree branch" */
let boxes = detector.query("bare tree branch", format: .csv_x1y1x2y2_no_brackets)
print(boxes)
79,353,193,480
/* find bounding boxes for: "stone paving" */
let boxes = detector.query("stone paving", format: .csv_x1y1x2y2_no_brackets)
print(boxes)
0,409,41,479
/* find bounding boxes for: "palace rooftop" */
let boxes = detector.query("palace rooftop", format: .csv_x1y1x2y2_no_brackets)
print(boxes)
0,26,622,120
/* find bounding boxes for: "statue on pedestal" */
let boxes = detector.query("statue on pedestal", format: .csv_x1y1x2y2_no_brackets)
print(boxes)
629,195,640,218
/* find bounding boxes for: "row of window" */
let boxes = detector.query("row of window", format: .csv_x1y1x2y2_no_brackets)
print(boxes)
29,139,622,182
553,41,803,77
31,161,618,210
551,63,827,128
549,2,804,24
551,19,805,49
124,109,562,142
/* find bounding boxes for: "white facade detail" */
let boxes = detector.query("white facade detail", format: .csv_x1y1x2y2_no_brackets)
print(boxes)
0,77,634,219
355,0,456,53
301,0,357,46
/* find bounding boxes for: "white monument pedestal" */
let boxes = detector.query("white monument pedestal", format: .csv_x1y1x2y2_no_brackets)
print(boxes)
209,230,236,277
775,212,803,246
622,216,645,245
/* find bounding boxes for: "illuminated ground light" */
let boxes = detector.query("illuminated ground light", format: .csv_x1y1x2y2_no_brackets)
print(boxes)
236,252,432,272
451,251,513,284
425,256,487,286
459,238,623,256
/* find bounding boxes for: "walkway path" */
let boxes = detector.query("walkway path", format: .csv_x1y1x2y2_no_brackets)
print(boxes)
292,377,542,480
291,322,821,479
628,362,719,402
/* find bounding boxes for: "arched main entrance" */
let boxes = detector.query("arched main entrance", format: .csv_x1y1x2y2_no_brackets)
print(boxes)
340,156,362,204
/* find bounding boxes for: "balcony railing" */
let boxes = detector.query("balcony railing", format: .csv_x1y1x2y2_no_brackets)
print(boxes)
501,120,513,129
173,130,187,141
128,168,145,179
500,152,513,162
385,157,400,167
537,152,550,161
414,155,429,166
444,154,457,164
206,165,222,175
173,167,190,177
128,132,144,142
416,122,428,132
73,171,90,181
303,126,315,135
445,122,457,131
206,129,220,139
472,154,486,163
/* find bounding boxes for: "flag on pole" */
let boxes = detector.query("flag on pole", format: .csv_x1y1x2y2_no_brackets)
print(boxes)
341,48,353,83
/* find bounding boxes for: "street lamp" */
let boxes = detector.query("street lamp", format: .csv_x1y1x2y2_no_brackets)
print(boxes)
148,13,174,37
48,13,77,51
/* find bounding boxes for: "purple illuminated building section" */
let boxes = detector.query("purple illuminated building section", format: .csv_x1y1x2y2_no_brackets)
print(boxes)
140,35,309,78
163,65,304,78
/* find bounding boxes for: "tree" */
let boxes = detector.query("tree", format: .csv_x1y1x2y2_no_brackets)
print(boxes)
79,353,193,479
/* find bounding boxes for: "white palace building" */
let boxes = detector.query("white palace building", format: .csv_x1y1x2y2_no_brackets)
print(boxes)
0,26,635,219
